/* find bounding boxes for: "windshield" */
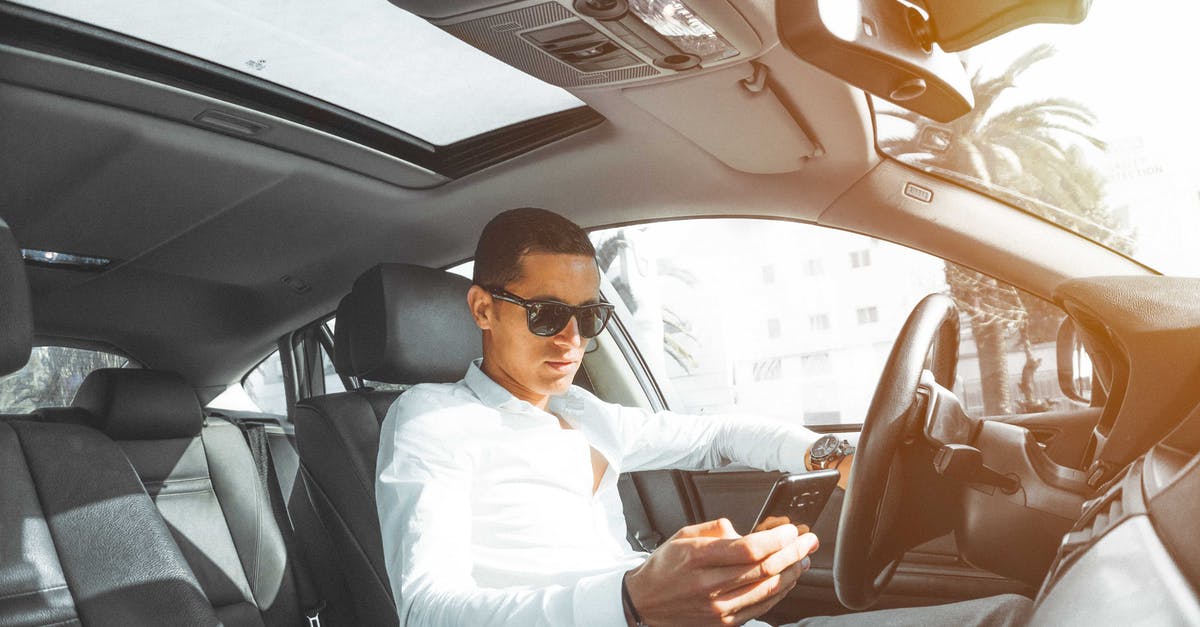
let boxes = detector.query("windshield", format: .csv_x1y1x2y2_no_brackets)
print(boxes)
15,0,584,146
874,1,1200,277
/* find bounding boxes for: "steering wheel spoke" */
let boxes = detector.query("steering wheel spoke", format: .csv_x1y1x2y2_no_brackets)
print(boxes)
834,293,962,610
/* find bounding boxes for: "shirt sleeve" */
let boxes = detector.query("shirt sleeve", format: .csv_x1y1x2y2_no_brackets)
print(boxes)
603,400,820,474
376,388,629,627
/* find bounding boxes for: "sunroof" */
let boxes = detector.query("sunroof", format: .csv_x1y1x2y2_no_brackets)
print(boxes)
13,0,586,146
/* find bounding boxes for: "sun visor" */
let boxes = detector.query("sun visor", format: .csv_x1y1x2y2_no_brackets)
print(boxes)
623,63,818,174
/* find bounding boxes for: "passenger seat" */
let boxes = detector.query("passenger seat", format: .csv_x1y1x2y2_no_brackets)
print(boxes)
70,368,307,627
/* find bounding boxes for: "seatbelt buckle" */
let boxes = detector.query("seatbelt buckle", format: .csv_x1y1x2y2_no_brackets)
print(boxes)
305,601,326,627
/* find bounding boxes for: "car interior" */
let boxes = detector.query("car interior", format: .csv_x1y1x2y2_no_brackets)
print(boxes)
1,0,1198,626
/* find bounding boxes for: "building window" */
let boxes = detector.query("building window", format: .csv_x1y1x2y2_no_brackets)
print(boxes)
752,358,782,382
767,318,781,338
857,306,879,325
809,314,830,332
804,258,823,276
850,249,872,268
762,265,776,284
800,352,830,377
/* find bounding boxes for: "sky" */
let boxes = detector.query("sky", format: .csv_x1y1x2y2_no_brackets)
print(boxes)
16,0,584,145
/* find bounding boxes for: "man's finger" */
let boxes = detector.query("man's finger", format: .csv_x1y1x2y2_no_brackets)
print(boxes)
701,533,819,594
696,524,803,566
714,561,807,619
673,518,740,540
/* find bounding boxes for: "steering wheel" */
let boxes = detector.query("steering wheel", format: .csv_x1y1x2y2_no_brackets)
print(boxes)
834,293,960,610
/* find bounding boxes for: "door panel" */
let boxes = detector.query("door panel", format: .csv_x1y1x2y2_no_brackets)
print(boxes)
622,466,1034,619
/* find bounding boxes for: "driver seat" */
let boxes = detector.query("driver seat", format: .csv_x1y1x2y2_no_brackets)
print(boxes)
292,264,480,626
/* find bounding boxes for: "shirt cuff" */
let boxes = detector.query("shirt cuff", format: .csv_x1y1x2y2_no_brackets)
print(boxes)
572,568,628,627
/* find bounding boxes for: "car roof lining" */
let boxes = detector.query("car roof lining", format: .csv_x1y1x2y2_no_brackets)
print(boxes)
0,26,1150,390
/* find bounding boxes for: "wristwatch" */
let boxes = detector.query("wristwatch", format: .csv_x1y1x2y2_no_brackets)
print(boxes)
808,434,855,470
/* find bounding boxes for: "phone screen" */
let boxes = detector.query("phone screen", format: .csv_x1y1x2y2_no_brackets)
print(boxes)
749,469,841,534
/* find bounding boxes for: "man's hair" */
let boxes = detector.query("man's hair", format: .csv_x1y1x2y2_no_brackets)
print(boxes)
473,208,596,288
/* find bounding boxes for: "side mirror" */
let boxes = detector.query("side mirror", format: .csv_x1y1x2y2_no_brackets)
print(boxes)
1055,318,1093,404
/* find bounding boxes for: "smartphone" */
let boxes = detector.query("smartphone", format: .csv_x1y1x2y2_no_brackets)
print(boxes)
748,469,841,534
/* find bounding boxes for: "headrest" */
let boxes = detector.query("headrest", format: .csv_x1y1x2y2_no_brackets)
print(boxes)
73,369,204,440
0,217,33,376
336,264,480,384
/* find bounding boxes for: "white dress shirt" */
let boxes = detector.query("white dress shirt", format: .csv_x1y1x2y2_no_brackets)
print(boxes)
376,359,818,627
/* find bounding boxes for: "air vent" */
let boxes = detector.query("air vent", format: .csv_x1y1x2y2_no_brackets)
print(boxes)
1061,491,1124,558
522,20,638,72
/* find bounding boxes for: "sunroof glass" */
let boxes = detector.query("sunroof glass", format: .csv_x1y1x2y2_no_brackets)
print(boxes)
15,0,586,146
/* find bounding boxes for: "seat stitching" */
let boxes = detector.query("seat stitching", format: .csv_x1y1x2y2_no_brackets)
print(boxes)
34,618,82,627
146,477,210,484
303,468,392,592
252,453,264,600
8,424,83,622
198,428,260,608
152,489,224,497
0,584,70,602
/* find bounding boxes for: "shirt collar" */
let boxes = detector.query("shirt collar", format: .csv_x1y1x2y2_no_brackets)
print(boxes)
464,358,518,409
463,358,586,418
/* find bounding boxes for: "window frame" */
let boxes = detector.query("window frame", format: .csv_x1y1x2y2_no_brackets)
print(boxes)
0,342,138,413
584,215,1083,430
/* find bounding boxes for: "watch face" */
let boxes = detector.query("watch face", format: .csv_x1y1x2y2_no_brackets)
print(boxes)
811,434,839,459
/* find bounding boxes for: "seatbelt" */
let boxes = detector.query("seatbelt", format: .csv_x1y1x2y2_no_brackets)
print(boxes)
619,474,663,552
238,421,327,627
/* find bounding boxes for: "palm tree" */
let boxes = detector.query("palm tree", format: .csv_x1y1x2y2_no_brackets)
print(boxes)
879,44,1129,415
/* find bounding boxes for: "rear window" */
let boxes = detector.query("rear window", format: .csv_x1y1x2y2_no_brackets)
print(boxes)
0,346,131,413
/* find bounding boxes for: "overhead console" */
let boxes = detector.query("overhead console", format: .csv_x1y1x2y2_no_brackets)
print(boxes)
388,0,760,89
388,0,825,174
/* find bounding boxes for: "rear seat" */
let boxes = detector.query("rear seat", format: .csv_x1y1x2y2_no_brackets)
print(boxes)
68,368,309,627
0,217,220,625
1,419,224,626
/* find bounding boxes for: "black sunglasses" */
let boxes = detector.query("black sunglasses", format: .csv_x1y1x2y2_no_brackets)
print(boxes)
487,288,615,338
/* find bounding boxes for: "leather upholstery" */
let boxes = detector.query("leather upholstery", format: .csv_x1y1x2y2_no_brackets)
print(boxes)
295,264,483,625
73,369,204,440
0,217,32,376
8,420,221,626
294,390,402,627
335,263,480,384
0,421,79,627
74,369,302,626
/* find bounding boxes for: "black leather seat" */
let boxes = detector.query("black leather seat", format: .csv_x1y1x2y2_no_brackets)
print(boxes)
293,264,480,626
69,368,306,627
0,217,221,626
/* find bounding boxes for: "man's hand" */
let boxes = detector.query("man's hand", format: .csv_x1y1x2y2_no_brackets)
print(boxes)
624,518,819,627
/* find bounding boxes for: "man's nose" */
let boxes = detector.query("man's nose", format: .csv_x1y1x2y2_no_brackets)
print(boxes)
553,315,583,347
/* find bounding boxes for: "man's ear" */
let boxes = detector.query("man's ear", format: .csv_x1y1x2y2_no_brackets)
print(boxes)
467,285,493,331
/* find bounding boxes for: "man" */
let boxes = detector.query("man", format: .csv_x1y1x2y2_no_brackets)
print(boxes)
376,208,1030,627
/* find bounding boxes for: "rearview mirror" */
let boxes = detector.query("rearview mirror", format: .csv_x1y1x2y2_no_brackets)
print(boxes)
777,0,1091,123
777,0,973,122
1056,318,1092,404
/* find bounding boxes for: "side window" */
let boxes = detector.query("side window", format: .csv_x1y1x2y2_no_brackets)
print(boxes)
241,351,288,415
212,320,344,415
0,346,131,413
321,319,346,395
592,219,1071,427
